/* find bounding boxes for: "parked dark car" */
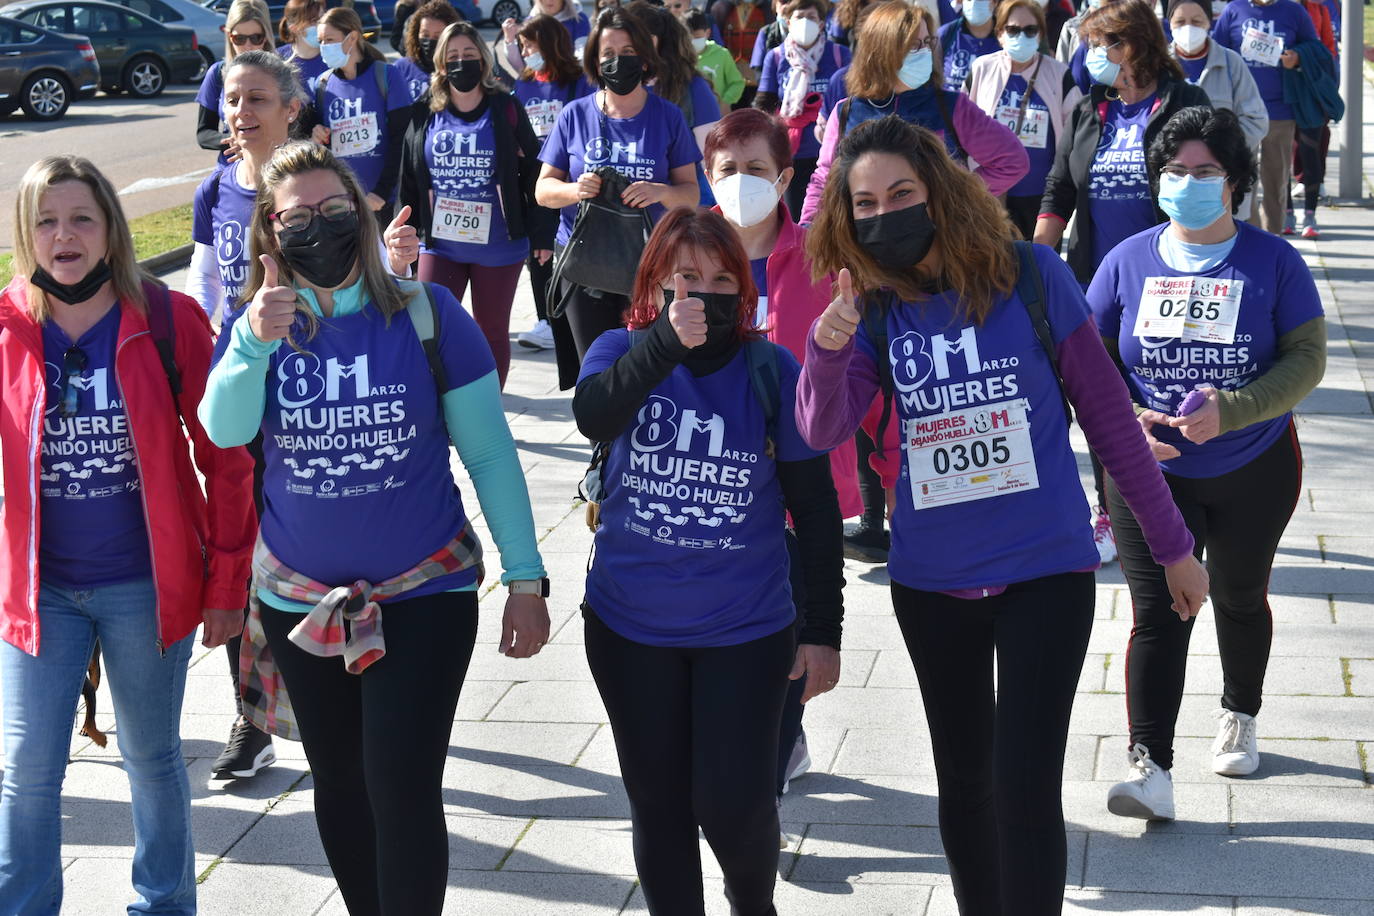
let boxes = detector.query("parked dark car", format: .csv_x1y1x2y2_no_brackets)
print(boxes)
199,0,381,40
0,14,99,119
382,0,519,31
1,0,200,96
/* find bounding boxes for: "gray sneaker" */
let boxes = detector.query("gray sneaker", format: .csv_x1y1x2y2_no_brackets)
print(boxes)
780,729,811,795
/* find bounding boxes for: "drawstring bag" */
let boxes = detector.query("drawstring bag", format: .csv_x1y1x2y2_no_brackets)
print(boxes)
546,165,652,318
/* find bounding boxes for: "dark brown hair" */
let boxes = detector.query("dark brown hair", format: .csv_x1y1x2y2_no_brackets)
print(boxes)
1080,0,1184,87
994,0,1047,41
519,14,584,84
404,0,461,68
583,7,662,86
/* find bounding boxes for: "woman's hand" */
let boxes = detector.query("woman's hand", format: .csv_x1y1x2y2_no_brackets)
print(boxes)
576,171,603,200
201,607,244,648
501,17,520,43
1164,555,1209,621
1280,48,1299,69
384,204,420,274
365,192,385,212
790,644,840,703
813,268,860,351
622,181,669,208
221,134,244,163
667,273,707,349
1166,387,1220,445
248,255,298,343
500,594,551,658
1137,409,1182,461
312,124,331,146
533,248,554,266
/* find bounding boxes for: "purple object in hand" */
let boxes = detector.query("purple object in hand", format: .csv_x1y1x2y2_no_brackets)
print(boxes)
1177,390,1207,417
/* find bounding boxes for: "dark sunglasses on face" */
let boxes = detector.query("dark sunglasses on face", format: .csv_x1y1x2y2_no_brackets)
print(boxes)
60,346,88,418
230,31,267,46
1002,25,1040,38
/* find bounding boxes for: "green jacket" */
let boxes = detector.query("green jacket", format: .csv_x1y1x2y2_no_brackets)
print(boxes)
696,40,744,107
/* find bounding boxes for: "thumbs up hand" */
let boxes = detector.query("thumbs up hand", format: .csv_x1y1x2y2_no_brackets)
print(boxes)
248,255,298,343
384,204,419,275
667,273,707,350
814,268,861,351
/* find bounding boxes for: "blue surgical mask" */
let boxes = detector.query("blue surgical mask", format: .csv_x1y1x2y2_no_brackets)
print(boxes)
524,51,545,71
1157,172,1228,229
320,40,348,70
897,47,933,90
303,24,319,47
964,0,993,26
1002,31,1038,63
1085,44,1121,87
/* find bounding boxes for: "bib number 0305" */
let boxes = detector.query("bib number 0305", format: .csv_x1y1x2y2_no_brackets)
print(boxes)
906,398,1040,510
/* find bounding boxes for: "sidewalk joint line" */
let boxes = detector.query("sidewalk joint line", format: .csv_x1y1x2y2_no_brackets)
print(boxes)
493,816,537,871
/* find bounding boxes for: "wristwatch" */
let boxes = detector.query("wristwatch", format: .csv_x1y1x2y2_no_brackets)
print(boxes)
508,577,550,598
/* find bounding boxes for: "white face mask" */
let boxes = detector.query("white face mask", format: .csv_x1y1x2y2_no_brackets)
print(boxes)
1173,23,1208,53
713,172,782,228
788,16,821,46
691,36,708,52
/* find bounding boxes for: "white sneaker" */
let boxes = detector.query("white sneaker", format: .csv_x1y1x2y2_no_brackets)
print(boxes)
1107,743,1175,821
1212,709,1259,776
517,319,555,350
1092,505,1117,564
780,729,811,795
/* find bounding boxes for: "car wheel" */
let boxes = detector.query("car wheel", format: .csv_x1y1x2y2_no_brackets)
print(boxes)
124,55,168,98
20,71,72,121
490,0,521,23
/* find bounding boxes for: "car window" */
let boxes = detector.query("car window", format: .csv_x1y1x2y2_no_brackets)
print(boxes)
0,21,12,41
26,7,69,30
123,9,148,26
127,0,180,20
17,24,44,40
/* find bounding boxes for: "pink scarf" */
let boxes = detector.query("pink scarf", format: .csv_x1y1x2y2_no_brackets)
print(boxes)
780,34,826,118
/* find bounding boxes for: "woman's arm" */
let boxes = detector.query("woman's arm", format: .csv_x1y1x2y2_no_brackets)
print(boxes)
196,103,227,152
623,163,701,210
536,162,582,209
372,105,413,204
777,454,844,649
443,370,547,583
511,100,557,252
795,321,881,451
1033,100,1081,246
800,105,842,224
953,94,1030,197
197,307,278,448
1229,52,1271,149
573,320,691,441
1215,317,1326,433
185,242,223,324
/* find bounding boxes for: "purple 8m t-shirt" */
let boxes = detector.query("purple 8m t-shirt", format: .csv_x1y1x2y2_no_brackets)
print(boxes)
313,61,413,196
191,164,256,320
1088,95,1158,270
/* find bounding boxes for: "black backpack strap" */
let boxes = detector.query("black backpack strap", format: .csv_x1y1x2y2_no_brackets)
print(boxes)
1013,240,1072,422
744,338,781,456
143,280,184,427
861,292,895,460
400,280,449,396
934,88,966,162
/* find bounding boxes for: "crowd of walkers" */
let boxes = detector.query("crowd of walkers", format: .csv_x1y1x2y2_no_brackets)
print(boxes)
0,0,1340,911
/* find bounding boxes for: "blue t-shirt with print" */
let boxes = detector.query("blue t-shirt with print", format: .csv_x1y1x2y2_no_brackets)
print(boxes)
1178,51,1208,84
758,40,852,159
938,19,1001,92
421,107,530,267
1088,95,1158,270
853,244,1099,592
392,55,431,104
191,163,256,320
538,92,701,245
514,75,595,140
196,59,225,121
312,60,413,196
39,306,152,588
278,45,329,94
578,331,819,647
1213,0,1318,120
1088,221,1324,479
1001,74,1056,198
217,282,496,597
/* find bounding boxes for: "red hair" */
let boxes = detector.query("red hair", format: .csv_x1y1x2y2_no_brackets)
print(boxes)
704,108,793,174
627,207,762,341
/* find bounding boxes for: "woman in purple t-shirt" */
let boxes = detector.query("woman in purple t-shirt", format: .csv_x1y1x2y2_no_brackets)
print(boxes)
795,115,1208,913
1089,107,1325,821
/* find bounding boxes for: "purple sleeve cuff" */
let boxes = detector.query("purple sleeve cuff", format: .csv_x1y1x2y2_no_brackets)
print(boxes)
795,317,882,452
953,94,1030,198
1058,320,1195,567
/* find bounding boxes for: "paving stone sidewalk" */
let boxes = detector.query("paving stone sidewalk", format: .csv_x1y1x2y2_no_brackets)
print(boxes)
12,77,1374,916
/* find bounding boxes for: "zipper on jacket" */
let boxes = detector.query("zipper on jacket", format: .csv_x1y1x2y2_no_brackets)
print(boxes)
116,330,166,657
23,369,45,654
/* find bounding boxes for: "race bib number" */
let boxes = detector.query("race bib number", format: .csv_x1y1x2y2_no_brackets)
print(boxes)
1240,25,1284,66
906,398,1040,510
995,104,1049,149
1134,275,1245,344
525,99,562,138
432,197,492,245
330,112,378,157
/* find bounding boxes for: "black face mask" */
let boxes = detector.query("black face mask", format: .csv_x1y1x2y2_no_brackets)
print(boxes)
665,288,741,353
277,212,360,290
599,54,644,96
416,37,437,71
31,259,113,306
855,202,936,270
446,59,483,92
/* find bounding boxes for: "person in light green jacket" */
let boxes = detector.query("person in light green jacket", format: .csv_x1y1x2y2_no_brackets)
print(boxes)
686,8,745,106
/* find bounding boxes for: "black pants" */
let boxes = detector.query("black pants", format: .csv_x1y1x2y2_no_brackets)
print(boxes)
527,252,553,323
584,606,793,916
1108,423,1301,770
1289,125,1328,212
552,286,629,390
776,531,807,796
854,428,884,527
892,572,1095,915
784,157,818,223
260,592,478,916
1004,194,1041,241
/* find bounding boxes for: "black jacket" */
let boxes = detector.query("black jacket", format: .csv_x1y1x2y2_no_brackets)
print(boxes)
1038,76,1211,284
398,90,556,252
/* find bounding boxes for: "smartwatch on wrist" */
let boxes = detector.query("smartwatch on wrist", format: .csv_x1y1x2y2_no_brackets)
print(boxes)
508,577,550,597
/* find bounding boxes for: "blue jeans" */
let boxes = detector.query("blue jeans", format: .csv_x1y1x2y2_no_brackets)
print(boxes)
0,578,196,915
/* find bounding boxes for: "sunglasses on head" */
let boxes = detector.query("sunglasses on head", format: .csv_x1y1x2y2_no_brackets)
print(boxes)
60,346,87,418
1003,24,1040,38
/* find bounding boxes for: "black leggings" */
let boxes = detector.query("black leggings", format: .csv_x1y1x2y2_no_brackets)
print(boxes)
1108,423,1302,770
854,428,884,526
584,606,794,916
1289,125,1328,212
1004,194,1041,241
776,531,807,796
260,592,478,916
892,572,1095,915
552,286,629,390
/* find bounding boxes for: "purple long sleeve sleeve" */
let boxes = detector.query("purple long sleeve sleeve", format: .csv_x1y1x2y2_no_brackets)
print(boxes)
1057,320,1195,568
952,93,1029,198
794,317,880,451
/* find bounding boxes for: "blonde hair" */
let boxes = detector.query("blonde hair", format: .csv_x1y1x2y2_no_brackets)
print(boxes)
245,142,406,346
845,0,937,99
428,20,503,111
13,156,150,323
226,0,276,60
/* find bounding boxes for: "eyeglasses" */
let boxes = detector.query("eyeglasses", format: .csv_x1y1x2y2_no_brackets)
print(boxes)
1160,164,1228,180
911,36,938,51
1087,38,1120,51
229,31,267,46
270,194,357,231
1002,24,1040,38
60,346,87,418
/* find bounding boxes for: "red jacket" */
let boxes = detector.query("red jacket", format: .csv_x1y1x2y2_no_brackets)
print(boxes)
0,280,256,655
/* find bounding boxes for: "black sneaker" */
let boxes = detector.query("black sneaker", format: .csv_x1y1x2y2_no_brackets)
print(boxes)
211,716,276,780
843,518,890,563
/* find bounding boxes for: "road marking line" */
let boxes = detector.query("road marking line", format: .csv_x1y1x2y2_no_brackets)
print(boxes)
120,167,215,196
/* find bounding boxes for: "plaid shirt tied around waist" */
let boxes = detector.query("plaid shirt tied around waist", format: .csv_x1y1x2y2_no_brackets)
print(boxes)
239,526,485,740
